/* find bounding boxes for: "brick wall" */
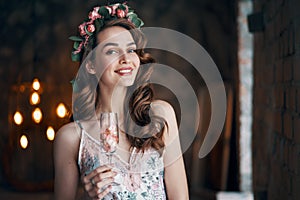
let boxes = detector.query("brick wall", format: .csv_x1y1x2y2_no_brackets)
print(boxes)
252,0,300,199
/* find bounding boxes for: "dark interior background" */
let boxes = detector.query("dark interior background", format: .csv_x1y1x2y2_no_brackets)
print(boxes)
6,0,296,199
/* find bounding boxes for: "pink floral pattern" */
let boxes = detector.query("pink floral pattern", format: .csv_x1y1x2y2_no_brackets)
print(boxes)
123,173,142,192
77,126,166,200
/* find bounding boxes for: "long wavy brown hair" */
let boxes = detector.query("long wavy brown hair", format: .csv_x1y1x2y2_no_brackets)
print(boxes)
72,18,166,154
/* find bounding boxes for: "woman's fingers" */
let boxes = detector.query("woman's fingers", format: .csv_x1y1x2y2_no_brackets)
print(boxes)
94,176,114,190
81,165,118,199
85,179,113,199
82,167,117,189
93,169,117,184
90,181,113,199
95,185,112,199
83,165,113,183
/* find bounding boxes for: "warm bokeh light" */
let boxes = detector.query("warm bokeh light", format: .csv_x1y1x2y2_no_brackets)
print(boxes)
20,135,28,149
56,103,67,118
13,111,23,125
32,107,43,123
19,85,26,92
46,126,55,141
30,92,40,105
32,78,40,91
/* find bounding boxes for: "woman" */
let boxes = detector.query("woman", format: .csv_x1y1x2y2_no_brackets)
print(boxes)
54,2,189,199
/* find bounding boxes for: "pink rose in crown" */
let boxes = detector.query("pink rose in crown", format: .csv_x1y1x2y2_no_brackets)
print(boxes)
83,35,90,46
87,24,95,33
105,6,113,15
116,9,126,18
74,42,83,54
78,23,87,36
105,4,119,15
89,7,101,20
124,5,129,13
111,4,119,15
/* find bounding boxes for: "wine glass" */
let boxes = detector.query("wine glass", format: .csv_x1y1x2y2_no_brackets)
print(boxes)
99,112,119,164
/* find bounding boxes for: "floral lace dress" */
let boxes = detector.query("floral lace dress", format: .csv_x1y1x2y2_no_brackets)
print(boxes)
77,123,166,200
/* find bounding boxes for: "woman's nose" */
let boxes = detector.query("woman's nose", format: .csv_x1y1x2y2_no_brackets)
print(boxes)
119,53,130,64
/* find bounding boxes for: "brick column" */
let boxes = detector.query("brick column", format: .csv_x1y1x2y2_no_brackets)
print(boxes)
252,0,300,199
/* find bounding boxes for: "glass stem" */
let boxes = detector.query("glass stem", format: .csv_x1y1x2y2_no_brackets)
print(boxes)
108,154,112,164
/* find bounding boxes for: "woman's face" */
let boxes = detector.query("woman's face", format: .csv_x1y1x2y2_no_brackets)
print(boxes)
94,26,140,88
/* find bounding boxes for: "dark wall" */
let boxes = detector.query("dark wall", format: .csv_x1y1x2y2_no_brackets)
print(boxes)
252,0,300,199
0,0,238,191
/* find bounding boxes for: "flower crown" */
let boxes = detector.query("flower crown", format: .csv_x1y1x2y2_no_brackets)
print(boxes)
69,2,144,62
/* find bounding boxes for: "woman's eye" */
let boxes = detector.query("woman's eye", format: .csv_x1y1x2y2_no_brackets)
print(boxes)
106,49,118,55
128,49,136,53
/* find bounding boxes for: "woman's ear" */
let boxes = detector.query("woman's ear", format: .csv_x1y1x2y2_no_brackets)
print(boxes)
85,60,96,74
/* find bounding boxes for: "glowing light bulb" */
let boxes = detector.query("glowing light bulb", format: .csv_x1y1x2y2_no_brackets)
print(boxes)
30,92,40,105
56,103,67,118
13,111,23,125
32,107,42,123
46,126,55,141
32,78,40,91
20,135,28,149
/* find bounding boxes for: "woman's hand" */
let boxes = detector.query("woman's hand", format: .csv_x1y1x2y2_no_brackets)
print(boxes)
81,165,117,199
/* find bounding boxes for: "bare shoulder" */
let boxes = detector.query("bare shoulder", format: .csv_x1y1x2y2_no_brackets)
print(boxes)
151,100,179,145
54,122,81,150
151,100,176,121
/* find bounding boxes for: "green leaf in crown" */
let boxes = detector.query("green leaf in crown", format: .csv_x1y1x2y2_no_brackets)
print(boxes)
94,19,103,33
71,52,81,62
73,41,80,49
119,4,127,11
99,6,109,19
69,36,83,42
68,2,144,62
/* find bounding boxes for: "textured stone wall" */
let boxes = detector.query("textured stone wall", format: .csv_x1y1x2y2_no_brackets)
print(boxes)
0,0,238,191
252,0,300,199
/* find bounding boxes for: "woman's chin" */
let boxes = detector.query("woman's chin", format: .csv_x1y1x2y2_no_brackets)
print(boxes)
117,80,135,87
117,76,137,87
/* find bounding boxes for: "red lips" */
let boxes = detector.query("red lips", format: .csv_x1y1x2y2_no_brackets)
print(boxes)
114,67,133,76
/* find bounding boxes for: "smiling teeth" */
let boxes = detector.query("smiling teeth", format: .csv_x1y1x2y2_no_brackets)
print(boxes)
119,69,132,73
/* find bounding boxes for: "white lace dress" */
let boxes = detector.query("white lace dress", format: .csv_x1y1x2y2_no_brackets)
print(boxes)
77,122,166,200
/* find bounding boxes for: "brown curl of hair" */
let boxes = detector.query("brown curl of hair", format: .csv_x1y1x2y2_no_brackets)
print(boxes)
73,18,166,155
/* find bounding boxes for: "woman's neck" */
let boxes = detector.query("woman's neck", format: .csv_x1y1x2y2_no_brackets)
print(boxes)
97,84,127,115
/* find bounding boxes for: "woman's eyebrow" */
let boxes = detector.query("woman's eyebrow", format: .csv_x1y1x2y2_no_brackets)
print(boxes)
102,42,135,49
127,42,136,46
102,42,118,48
101,42,136,53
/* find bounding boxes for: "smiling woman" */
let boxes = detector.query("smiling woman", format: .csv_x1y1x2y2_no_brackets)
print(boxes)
54,2,188,200
95,26,140,88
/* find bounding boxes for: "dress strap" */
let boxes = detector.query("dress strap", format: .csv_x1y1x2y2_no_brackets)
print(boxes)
76,120,83,129
75,120,84,139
